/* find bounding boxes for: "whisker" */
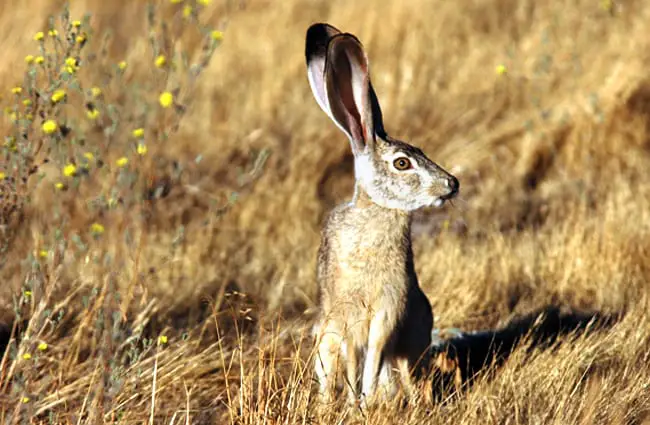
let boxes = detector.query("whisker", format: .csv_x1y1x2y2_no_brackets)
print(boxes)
446,198,470,231
452,195,469,207
448,196,469,213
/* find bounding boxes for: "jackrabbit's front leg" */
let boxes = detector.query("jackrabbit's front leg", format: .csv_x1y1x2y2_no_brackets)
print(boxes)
314,322,343,404
344,337,359,404
361,310,394,404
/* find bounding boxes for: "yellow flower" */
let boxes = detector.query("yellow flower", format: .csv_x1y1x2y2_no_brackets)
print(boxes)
211,30,224,41
198,0,211,5
83,152,95,161
76,34,86,44
24,290,32,297
107,197,118,208
496,64,507,76
116,157,129,167
183,5,193,17
159,91,173,108
38,342,48,351
72,20,82,28
22,353,32,360
54,182,64,190
43,120,59,134
51,89,66,103
8,112,17,122
170,0,183,3
158,335,168,345
4,137,16,151
11,87,22,95
22,99,32,106
0,172,5,180
91,87,102,97
132,128,144,138
25,55,35,64
26,113,34,121
118,61,127,71
90,223,105,235
86,108,100,120
34,31,44,41
48,29,59,37
63,164,77,177
35,56,45,65
63,57,78,74
137,143,148,156
42,119,58,134
38,250,48,258
21,397,30,404
154,55,167,68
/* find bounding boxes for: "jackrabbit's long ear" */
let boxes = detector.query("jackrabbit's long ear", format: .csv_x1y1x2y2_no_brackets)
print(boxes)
305,23,341,122
306,24,386,155
324,34,384,154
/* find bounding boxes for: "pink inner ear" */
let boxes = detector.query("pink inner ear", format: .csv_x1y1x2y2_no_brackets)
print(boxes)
329,44,369,145
350,57,371,142
337,63,364,143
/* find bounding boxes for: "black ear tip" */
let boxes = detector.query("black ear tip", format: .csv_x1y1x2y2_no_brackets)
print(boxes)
305,23,340,63
306,23,331,38
306,23,339,38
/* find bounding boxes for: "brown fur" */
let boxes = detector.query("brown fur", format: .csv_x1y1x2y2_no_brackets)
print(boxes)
314,172,443,405
306,23,459,406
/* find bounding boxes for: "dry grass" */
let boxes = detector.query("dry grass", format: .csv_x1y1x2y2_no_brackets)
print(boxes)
1,0,650,423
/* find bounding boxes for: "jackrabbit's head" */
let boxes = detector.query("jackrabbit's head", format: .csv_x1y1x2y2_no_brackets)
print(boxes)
305,23,459,211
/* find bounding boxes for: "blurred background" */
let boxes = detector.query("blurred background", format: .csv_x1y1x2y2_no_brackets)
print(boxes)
1,0,649,325
0,0,649,422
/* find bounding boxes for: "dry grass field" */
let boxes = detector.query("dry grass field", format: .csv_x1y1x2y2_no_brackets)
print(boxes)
1,0,650,423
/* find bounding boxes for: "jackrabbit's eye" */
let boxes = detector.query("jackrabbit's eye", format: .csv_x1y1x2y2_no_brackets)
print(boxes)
393,157,412,171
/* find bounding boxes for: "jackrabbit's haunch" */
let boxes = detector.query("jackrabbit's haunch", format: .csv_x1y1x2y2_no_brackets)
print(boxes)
306,23,460,406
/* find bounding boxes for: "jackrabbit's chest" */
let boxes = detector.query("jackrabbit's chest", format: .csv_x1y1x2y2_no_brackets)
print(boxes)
323,228,410,299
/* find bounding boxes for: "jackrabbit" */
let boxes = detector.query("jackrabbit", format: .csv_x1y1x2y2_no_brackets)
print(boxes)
305,23,460,406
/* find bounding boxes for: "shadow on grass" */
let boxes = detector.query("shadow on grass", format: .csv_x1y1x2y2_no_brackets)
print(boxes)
429,305,619,402
0,321,9,360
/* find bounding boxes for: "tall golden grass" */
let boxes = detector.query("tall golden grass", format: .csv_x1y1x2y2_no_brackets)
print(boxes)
1,0,649,423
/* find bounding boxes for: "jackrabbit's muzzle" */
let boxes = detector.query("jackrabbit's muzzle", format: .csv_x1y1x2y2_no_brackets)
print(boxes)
441,175,459,200
430,174,459,207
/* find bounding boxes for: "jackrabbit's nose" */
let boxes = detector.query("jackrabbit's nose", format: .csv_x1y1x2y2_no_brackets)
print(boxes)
444,176,459,198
